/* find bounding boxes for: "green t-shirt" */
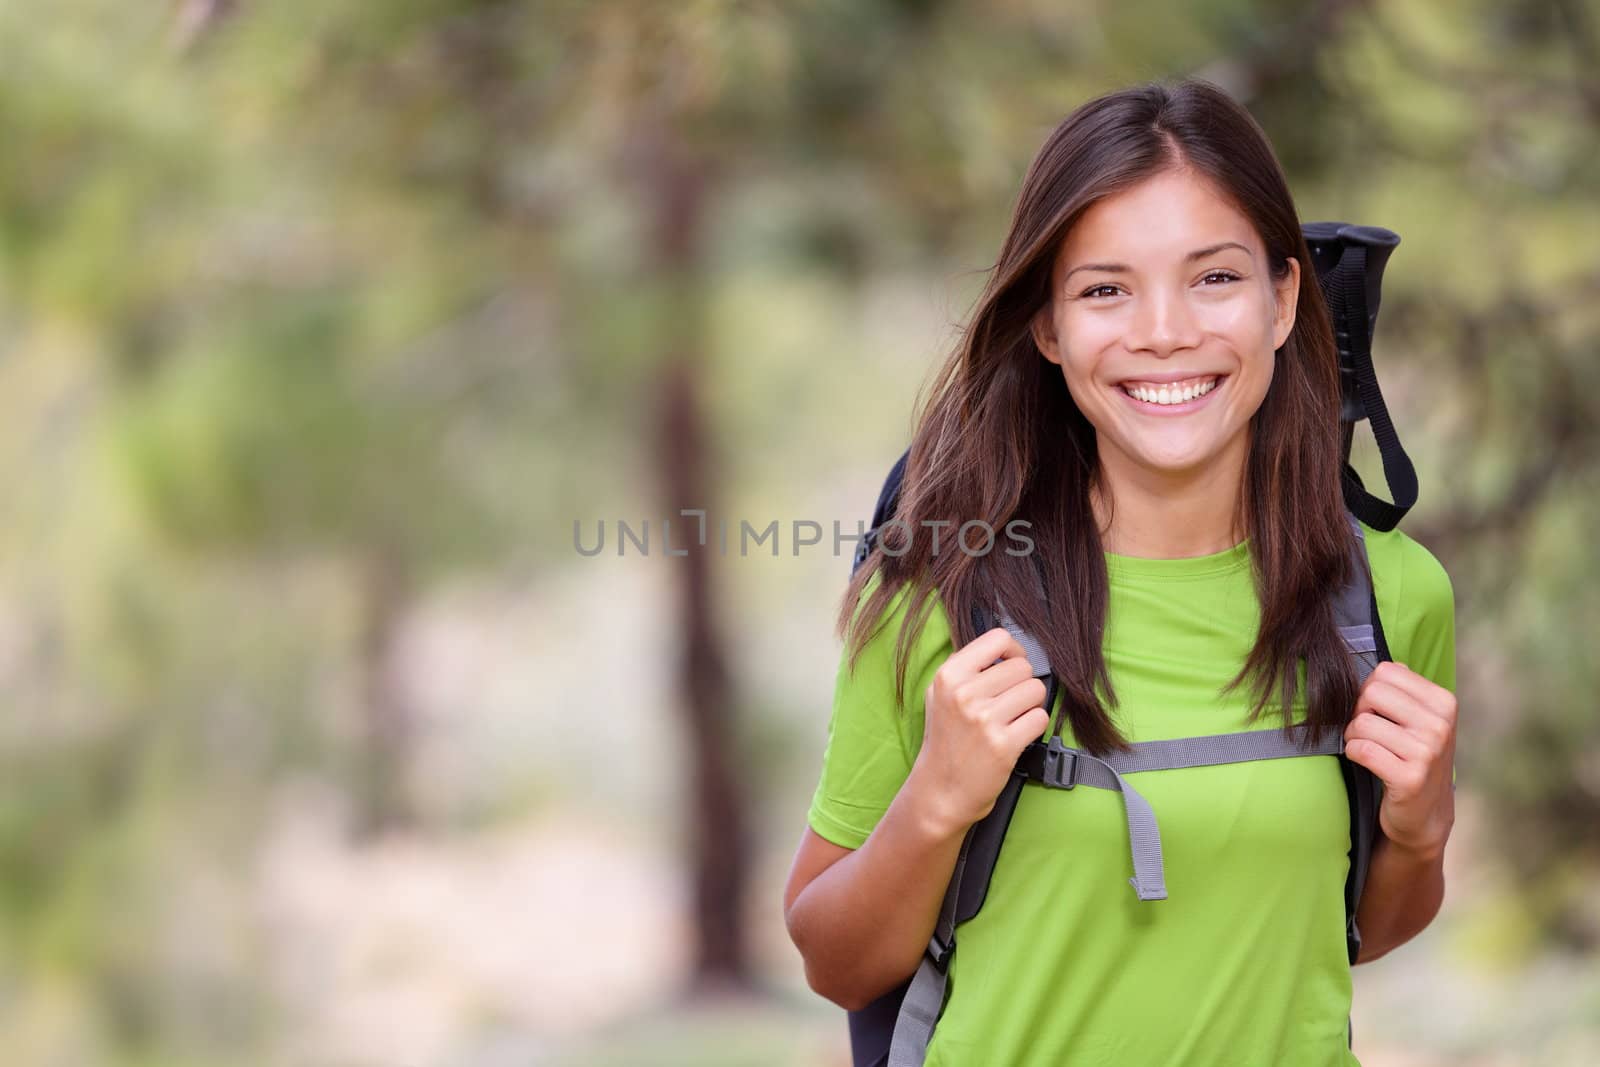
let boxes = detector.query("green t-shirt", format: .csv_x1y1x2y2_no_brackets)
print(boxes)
806,523,1456,1067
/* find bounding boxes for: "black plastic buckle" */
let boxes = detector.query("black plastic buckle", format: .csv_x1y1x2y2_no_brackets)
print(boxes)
927,932,954,973
1043,745,1078,790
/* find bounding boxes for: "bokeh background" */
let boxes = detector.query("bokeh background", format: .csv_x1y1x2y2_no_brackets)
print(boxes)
2,1,1597,1064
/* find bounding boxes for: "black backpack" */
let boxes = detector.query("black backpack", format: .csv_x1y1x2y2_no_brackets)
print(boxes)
844,223,1417,1067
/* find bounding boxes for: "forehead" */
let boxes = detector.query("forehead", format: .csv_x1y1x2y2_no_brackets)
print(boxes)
1057,169,1262,267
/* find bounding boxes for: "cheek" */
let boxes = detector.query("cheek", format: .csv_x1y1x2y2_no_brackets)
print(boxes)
1056,355,1114,423
1198,298,1270,346
1053,316,1121,388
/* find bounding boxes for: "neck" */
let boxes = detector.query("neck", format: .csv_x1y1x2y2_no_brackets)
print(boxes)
1092,439,1249,559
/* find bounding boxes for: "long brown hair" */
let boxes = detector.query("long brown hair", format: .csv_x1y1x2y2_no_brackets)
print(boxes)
839,78,1359,755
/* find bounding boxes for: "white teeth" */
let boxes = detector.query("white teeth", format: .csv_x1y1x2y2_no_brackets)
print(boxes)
1123,376,1218,406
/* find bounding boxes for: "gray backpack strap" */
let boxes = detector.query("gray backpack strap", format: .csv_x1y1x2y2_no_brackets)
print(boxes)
1017,725,1345,901
886,831,969,1067
1337,515,1381,688
886,600,1053,1067
1337,514,1386,966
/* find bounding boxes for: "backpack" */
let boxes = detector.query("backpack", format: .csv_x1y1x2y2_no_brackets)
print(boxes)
844,223,1418,1067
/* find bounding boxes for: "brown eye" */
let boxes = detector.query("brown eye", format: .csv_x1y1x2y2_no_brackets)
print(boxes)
1200,271,1241,286
1081,284,1120,299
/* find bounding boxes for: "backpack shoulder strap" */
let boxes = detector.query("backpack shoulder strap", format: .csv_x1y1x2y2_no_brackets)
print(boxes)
881,600,1053,1067
1338,513,1388,965
852,447,911,575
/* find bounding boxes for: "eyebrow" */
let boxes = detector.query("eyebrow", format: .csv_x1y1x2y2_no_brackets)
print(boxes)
1062,241,1252,282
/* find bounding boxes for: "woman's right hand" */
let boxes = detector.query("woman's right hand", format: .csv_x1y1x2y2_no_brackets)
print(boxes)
908,627,1051,836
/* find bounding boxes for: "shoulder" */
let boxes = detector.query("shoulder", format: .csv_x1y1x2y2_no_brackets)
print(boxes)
1358,520,1457,690
1359,521,1454,618
807,574,956,848
844,570,956,694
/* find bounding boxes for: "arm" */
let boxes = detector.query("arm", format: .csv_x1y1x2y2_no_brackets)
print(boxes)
785,627,1048,1010
783,770,970,1011
1353,830,1446,963
1344,659,1458,963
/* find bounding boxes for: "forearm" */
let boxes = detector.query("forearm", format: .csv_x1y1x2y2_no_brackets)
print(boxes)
787,769,970,1010
1353,832,1446,963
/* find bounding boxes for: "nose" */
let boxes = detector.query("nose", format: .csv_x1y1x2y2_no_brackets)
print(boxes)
1126,286,1203,358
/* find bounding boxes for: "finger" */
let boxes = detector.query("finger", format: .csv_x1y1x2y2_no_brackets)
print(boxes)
1355,675,1439,731
1363,661,1449,712
1003,704,1052,748
1373,662,1460,734
990,674,1050,725
964,653,1038,701
1344,711,1429,763
933,629,1029,701
952,626,1030,676
1344,736,1407,784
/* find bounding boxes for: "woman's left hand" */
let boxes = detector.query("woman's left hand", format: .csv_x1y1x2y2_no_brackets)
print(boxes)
1344,660,1457,861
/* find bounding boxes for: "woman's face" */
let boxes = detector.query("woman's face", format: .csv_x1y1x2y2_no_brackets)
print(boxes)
1031,168,1300,486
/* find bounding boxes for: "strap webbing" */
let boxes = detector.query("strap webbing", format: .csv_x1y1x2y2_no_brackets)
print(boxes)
1336,515,1382,688
999,519,1379,904
1336,515,1383,968
886,827,970,1066
1337,245,1418,531
1015,725,1345,901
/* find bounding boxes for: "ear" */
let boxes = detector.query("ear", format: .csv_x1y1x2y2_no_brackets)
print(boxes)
1031,305,1063,366
1271,256,1300,351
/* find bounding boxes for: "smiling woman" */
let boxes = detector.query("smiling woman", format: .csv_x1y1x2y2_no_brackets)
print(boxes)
1031,168,1301,552
783,78,1456,1067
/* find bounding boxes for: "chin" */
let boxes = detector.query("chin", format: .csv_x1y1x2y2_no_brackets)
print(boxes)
1129,445,1218,476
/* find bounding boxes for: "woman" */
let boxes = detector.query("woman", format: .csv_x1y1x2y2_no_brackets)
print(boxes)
782,79,1457,1066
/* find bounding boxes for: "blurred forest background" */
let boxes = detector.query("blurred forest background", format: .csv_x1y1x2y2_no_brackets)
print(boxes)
0,1,1596,1065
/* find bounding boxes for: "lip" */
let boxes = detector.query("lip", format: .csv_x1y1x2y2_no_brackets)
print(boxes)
1117,374,1227,414
1115,370,1225,387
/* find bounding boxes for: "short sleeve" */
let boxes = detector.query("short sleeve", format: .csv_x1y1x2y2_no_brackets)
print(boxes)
1364,524,1457,783
1366,525,1456,694
805,578,954,849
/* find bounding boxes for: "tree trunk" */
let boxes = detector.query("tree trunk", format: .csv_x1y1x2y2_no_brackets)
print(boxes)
356,545,416,837
641,129,752,992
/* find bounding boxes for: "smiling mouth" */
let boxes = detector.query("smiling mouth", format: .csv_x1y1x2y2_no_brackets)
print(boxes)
1117,374,1225,407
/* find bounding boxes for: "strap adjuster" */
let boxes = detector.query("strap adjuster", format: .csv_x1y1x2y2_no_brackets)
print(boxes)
1043,745,1078,790
927,932,954,973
